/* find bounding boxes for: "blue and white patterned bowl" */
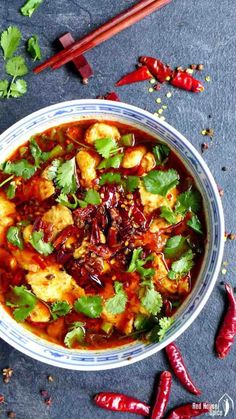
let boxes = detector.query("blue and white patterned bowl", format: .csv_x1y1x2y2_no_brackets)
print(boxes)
0,100,224,370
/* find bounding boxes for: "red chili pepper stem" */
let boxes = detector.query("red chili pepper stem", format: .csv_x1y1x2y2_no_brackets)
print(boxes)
165,342,201,395
151,371,172,419
116,65,152,86
94,392,150,416
215,283,236,358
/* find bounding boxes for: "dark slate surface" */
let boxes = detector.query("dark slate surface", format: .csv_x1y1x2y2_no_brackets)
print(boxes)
0,0,236,418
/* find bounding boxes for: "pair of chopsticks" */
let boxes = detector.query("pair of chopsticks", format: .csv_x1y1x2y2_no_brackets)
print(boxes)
34,0,172,74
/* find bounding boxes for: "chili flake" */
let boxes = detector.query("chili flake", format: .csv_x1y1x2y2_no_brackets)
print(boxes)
45,397,52,407
0,394,5,404
7,412,16,419
2,368,13,384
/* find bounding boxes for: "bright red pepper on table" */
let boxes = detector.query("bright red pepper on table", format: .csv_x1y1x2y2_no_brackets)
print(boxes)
167,403,211,418
165,342,201,395
170,70,204,92
151,371,172,419
116,65,152,86
94,392,150,416
139,56,173,83
215,283,236,358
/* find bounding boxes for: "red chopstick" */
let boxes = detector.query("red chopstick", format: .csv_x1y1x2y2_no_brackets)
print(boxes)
34,0,171,74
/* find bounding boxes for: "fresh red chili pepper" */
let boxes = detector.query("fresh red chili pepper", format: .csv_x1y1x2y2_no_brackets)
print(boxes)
215,283,236,358
170,70,204,92
94,392,150,416
165,342,201,395
116,65,152,86
167,403,211,418
100,91,121,101
139,56,173,83
151,371,172,419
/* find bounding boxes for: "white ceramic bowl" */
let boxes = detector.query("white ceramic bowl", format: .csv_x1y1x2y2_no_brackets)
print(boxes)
0,100,224,370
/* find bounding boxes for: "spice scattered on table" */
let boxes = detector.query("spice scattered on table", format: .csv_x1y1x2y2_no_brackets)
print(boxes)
201,143,209,153
215,283,236,359
0,394,5,404
116,65,152,86
2,368,13,384
7,412,16,419
218,187,224,197
47,375,54,382
221,166,227,171
201,128,214,137
225,232,236,241
165,343,201,395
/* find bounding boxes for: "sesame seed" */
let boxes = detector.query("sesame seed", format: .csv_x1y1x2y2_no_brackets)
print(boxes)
150,78,156,84
165,76,171,81
221,268,227,275
205,76,211,82
186,68,194,74
166,92,172,98
156,98,162,103
148,87,154,93
158,109,163,114
159,116,166,121
162,105,167,109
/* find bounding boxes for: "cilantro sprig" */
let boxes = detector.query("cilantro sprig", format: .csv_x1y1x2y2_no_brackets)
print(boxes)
143,169,179,196
6,286,37,322
153,144,170,165
7,226,24,250
127,248,155,279
74,296,103,319
105,282,128,315
21,0,44,17
29,231,54,256
140,281,163,315
100,172,121,185
95,137,119,159
56,158,77,194
51,301,71,320
168,249,195,280
1,27,22,60
164,235,188,259
64,322,86,348
2,159,36,179
27,35,41,61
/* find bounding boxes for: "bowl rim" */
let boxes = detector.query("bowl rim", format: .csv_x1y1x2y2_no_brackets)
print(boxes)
0,99,225,370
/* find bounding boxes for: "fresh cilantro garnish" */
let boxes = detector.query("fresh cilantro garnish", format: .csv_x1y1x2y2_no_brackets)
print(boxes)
105,281,128,315
64,322,85,348
0,175,14,188
74,296,103,319
125,175,139,192
56,193,79,209
160,206,177,224
29,231,54,256
84,189,101,205
51,301,71,320
56,158,77,194
6,56,28,77
98,153,123,169
127,248,155,279
6,285,37,322
0,80,9,97
44,159,61,180
100,172,121,185
175,188,201,215
0,26,22,60
134,314,153,331
95,137,118,159
27,35,41,61
2,159,36,179
140,281,163,315
168,249,195,280
30,140,63,167
143,169,179,196
164,235,188,258
187,214,203,234
8,79,27,98
7,226,24,249
58,189,101,209
6,181,17,199
30,138,43,167
153,144,170,165
149,317,174,342
21,0,44,17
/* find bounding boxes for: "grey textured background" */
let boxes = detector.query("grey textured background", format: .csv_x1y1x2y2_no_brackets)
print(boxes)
0,1,236,418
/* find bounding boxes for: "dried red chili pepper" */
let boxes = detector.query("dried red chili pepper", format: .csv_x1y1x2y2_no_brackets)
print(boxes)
167,403,211,418
139,56,173,83
165,342,201,395
116,66,152,86
215,283,236,358
170,71,204,92
94,392,150,416
151,371,172,419
98,91,121,101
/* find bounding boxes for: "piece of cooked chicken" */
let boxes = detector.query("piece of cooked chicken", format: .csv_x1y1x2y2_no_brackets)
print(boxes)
122,146,147,169
26,266,85,304
11,249,44,272
0,192,16,245
76,150,100,187
139,183,177,214
140,152,156,172
42,204,74,240
84,122,120,145
29,301,51,323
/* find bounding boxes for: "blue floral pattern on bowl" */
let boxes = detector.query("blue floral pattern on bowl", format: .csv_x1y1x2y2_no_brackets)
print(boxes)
0,100,224,370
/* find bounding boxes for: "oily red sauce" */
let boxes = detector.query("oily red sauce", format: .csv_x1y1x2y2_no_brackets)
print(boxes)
0,120,206,350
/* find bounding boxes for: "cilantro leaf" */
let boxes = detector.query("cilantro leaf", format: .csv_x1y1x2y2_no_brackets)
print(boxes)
7,226,24,249
21,0,44,17
2,159,36,179
168,249,195,280
105,281,128,315
84,189,101,205
30,138,43,167
51,301,71,320
0,80,9,98
164,235,188,258
100,172,121,185
29,231,54,256
127,248,154,279
175,188,201,215
0,26,22,60
125,175,139,192
64,322,85,348
6,181,17,199
127,248,142,272
56,193,79,209
6,285,37,322
74,296,103,318
160,206,177,224
143,169,179,196
95,137,118,159
45,159,61,180
8,79,27,98
56,158,77,194
153,144,170,165
187,214,203,234
98,153,123,169
140,281,163,315
27,35,41,61
158,317,174,341
134,314,153,331
6,56,28,77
